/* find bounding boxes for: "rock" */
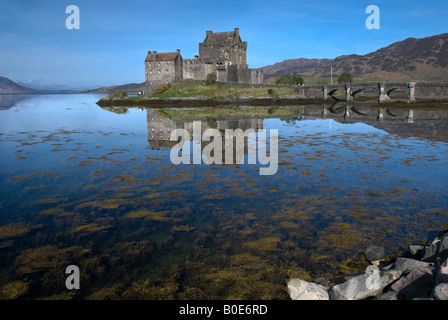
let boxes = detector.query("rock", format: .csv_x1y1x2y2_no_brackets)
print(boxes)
433,283,448,300
313,277,331,290
237,95,254,100
391,266,436,300
99,95,113,102
422,231,448,263
365,246,385,262
196,95,212,101
374,290,398,300
422,240,439,262
409,245,424,258
434,257,448,289
287,279,329,300
329,270,402,300
388,257,433,273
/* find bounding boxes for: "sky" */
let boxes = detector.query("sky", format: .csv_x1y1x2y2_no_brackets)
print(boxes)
0,0,447,90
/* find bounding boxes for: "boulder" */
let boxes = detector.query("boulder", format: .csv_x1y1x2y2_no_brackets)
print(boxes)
329,270,402,300
391,266,436,300
374,290,398,300
196,95,213,101
365,246,385,263
387,257,433,273
433,283,448,300
435,258,448,283
287,279,329,300
237,95,254,100
422,231,448,263
408,245,424,259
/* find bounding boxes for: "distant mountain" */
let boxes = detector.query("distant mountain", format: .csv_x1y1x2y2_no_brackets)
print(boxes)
87,82,146,94
262,33,448,82
0,76,38,94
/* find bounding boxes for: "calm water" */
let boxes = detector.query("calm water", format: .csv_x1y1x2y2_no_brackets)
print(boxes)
0,94,448,299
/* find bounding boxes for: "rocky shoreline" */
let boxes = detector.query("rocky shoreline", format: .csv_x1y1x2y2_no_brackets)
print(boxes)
288,230,448,300
96,93,327,107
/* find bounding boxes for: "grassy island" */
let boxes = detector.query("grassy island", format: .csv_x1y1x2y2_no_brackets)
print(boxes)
148,82,298,99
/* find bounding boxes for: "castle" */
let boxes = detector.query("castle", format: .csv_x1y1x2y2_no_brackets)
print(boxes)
145,28,263,95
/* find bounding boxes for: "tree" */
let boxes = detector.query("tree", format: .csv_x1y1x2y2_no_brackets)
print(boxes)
338,72,353,84
276,73,304,85
205,73,217,85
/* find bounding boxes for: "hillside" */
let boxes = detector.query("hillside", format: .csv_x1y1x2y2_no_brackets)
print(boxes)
262,33,448,82
0,76,38,94
87,82,146,94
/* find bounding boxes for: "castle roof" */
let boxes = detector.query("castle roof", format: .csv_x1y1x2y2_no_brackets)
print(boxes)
203,28,242,43
145,51,180,62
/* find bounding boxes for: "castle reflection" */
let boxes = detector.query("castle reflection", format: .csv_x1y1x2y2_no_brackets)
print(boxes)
99,103,448,146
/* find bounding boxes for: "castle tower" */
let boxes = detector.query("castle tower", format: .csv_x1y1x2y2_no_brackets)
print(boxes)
199,27,247,67
144,50,183,95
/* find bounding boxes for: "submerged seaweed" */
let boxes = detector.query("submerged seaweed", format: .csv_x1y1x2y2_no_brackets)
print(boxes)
1,98,448,300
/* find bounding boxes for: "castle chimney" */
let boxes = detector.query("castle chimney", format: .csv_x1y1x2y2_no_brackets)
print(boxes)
153,51,157,53
206,30,212,36
176,49,180,53
234,27,239,38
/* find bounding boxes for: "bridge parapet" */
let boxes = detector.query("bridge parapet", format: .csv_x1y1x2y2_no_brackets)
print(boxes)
300,82,447,103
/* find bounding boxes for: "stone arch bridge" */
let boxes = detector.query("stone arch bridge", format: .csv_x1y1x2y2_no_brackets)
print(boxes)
296,82,448,103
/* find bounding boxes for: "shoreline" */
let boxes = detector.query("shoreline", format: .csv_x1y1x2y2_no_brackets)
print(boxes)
96,94,448,108
288,229,448,300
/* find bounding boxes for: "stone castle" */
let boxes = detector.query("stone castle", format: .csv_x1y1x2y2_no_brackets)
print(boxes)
145,28,263,95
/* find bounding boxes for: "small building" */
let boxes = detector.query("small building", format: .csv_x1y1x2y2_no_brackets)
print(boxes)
145,28,263,95
145,50,183,90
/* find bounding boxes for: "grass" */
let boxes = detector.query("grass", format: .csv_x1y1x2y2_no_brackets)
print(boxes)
148,83,298,99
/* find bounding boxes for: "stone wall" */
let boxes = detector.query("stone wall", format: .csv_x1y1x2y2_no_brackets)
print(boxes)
415,83,448,101
182,59,215,81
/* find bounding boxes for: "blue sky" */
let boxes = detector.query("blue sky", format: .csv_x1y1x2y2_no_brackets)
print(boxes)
0,0,447,89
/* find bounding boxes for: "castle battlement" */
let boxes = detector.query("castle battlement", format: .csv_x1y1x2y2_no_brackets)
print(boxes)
145,28,263,95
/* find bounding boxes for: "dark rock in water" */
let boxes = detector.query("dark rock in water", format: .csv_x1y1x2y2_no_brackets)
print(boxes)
365,246,385,262
329,273,363,285
314,277,332,290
